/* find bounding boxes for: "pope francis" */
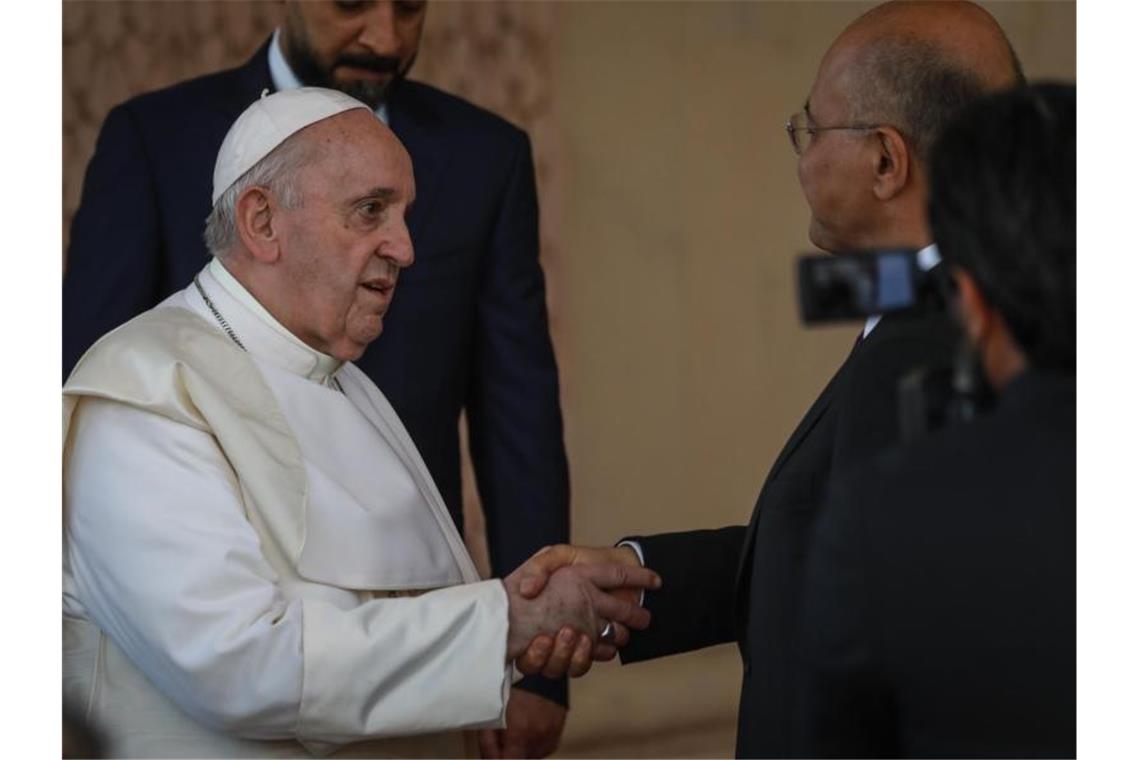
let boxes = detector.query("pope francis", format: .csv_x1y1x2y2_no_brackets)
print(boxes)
62,88,657,758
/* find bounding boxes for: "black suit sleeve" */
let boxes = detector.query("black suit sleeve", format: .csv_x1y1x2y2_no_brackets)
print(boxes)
465,132,571,706
619,526,744,663
64,103,164,379
792,470,893,758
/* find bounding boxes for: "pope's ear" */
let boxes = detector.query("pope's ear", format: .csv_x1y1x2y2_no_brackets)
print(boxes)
951,268,992,345
870,126,910,201
234,186,282,264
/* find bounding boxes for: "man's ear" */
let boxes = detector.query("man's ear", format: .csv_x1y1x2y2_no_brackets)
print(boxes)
234,186,283,263
951,268,992,345
870,126,910,201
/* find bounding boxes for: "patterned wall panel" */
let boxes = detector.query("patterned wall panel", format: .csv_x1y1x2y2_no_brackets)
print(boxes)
62,2,281,246
62,1,565,578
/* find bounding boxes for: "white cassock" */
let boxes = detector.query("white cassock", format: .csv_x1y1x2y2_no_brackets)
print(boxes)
63,260,514,758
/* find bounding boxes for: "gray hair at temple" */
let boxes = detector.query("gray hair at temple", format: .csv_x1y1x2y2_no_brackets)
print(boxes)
202,135,309,258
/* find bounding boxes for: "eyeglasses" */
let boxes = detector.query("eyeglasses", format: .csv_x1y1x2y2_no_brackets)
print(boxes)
785,110,881,156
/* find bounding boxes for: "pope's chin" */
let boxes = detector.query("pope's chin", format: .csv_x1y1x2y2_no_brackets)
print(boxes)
332,317,386,362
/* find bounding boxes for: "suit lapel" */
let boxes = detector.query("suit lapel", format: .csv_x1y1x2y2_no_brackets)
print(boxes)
733,377,835,590
765,373,838,491
732,345,857,613
213,39,275,118
386,84,449,241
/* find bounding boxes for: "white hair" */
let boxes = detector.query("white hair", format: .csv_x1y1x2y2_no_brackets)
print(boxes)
202,133,311,258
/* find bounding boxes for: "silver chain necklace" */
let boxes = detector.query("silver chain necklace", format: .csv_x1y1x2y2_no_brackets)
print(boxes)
192,275,345,393
194,276,247,351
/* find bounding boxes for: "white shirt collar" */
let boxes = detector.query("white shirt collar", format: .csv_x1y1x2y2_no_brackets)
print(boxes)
862,243,941,339
268,28,389,124
861,313,883,339
201,258,344,385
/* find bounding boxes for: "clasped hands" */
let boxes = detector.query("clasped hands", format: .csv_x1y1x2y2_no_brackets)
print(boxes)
503,544,654,678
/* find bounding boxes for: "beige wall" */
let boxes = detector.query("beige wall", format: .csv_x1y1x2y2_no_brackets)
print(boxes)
61,2,1075,756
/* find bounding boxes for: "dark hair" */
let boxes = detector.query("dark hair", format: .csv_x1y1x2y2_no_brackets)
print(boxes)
928,83,1076,370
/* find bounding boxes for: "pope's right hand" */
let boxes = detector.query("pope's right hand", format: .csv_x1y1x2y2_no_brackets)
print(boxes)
509,544,654,678
503,549,659,679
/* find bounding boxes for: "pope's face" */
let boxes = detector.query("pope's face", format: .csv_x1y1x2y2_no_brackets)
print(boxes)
282,0,428,109
275,110,415,361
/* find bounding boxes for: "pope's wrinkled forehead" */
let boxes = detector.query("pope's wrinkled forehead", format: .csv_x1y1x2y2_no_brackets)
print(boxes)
288,108,416,205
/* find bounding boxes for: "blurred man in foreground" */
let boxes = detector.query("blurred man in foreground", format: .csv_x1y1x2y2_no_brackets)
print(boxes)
62,88,658,759
793,82,1076,758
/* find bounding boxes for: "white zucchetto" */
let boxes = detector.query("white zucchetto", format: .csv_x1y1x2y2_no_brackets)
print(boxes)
211,87,370,205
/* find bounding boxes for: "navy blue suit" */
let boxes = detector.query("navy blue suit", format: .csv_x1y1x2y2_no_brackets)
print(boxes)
63,41,570,704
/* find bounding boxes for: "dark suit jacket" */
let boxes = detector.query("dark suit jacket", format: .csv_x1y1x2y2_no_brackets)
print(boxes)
63,41,570,704
621,309,959,757
793,369,1076,758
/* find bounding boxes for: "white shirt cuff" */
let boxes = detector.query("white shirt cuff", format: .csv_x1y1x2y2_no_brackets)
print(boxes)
616,540,647,605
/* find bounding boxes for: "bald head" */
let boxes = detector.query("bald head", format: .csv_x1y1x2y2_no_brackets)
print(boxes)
828,1,1023,162
796,1,1024,252
843,1,1023,87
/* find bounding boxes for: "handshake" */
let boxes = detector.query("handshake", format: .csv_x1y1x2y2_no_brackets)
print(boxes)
502,545,658,679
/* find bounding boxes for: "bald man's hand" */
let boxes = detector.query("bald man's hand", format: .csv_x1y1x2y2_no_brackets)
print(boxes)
515,544,647,599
